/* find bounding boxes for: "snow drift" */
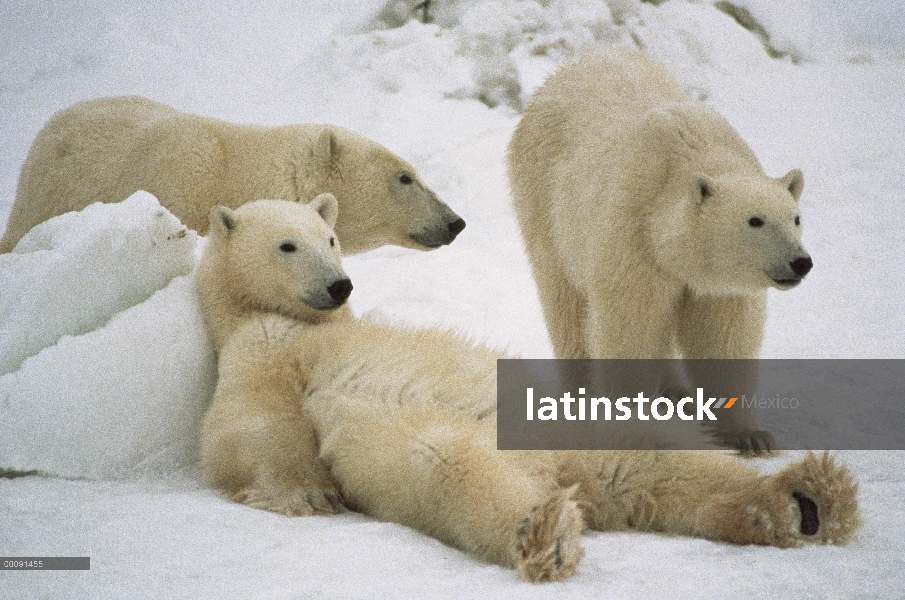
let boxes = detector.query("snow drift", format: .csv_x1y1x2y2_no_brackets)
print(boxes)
0,192,215,479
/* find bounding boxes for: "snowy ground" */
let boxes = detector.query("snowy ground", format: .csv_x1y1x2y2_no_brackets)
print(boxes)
1,1,903,598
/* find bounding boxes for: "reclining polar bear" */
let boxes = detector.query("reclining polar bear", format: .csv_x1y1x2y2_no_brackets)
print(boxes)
198,198,860,582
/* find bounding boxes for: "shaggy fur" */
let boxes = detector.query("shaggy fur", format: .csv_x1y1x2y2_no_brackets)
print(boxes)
508,49,813,452
2,96,464,254
198,199,859,583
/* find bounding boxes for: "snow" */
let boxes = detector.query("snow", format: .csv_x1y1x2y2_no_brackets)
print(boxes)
0,192,213,479
0,192,197,376
1,0,903,597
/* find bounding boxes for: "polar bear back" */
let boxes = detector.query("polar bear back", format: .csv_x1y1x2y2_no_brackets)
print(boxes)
2,96,465,255
510,49,766,287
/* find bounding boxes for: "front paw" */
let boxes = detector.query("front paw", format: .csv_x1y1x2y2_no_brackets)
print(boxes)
233,480,344,517
514,485,584,583
733,430,778,456
707,424,779,456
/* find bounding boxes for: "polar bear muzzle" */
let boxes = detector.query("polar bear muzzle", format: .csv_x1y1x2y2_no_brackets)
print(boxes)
305,277,353,311
327,278,353,305
768,254,813,288
410,216,466,248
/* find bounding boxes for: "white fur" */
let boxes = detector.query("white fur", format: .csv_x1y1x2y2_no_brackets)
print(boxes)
198,200,858,582
2,96,463,254
508,49,811,449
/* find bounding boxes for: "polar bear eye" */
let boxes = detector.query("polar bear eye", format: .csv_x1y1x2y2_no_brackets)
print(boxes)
794,216,801,226
279,242,297,253
748,217,764,228
399,174,413,185
329,237,336,247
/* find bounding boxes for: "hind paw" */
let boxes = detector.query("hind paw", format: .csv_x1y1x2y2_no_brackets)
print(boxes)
767,451,861,545
514,485,584,582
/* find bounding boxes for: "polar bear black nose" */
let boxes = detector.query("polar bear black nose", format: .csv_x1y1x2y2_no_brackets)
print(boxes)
790,257,813,277
328,278,353,304
448,218,466,239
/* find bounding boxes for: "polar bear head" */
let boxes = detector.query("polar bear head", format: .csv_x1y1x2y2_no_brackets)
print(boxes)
207,195,353,322
642,106,812,295
654,168,811,295
300,127,466,254
692,170,810,294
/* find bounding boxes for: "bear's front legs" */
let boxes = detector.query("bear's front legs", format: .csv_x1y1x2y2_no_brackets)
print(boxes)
201,336,342,517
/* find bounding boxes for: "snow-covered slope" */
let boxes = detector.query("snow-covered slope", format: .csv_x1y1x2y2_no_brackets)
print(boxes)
1,1,902,597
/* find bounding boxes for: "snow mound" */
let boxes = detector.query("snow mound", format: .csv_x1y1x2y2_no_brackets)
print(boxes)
0,191,197,375
0,194,216,479
306,0,797,117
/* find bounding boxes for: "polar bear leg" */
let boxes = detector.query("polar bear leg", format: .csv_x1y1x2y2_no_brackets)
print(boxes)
563,450,859,546
201,362,342,517
585,284,677,360
534,262,588,360
518,214,589,359
314,400,584,581
675,292,775,453
579,287,678,400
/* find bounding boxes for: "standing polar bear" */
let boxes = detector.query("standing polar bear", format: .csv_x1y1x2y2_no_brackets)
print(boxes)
508,49,813,451
198,198,859,583
0,96,464,254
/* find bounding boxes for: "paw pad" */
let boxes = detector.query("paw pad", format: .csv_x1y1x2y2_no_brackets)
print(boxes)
793,491,819,535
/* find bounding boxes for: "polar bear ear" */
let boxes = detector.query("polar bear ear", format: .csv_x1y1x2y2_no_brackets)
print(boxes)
209,206,236,239
314,128,339,172
779,169,804,201
309,193,338,229
694,176,714,205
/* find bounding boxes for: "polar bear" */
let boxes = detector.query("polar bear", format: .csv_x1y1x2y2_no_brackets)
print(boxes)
0,96,465,254
198,199,859,583
508,49,812,452
198,195,353,514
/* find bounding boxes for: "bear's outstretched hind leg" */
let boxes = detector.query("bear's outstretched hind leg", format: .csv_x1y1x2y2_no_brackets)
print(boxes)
564,450,860,547
515,484,584,582
312,400,584,581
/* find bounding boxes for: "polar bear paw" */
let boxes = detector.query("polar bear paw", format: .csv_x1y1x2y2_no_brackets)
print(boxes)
515,485,584,582
733,451,860,547
232,482,344,517
707,423,779,456
764,451,861,546
732,429,779,456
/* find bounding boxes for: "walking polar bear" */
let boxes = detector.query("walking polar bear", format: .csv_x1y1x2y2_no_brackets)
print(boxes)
1,96,464,254
508,49,813,452
198,198,859,582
